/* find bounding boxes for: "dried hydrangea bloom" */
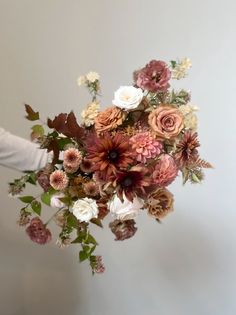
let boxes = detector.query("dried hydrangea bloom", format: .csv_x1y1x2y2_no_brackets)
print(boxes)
92,256,105,274
81,101,100,127
50,170,69,190
26,217,52,245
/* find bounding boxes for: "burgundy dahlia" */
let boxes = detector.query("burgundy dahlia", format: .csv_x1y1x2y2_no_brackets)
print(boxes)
26,217,52,245
134,60,171,93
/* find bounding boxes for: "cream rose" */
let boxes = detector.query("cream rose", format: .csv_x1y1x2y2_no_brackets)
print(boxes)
112,86,143,110
109,195,144,221
72,198,98,222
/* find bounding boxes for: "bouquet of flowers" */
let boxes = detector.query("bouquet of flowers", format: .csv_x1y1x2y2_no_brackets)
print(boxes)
9,58,212,274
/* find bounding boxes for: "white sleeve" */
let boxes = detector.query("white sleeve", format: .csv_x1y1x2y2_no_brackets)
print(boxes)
0,127,51,171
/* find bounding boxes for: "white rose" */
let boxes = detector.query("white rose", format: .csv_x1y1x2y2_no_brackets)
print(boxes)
112,86,143,110
109,195,144,221
72,198,98,222
50,194,65,208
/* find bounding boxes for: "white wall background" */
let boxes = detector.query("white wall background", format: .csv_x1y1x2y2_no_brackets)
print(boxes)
0,0,235,314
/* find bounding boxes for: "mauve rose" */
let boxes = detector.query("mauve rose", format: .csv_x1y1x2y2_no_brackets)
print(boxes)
152,154,178,187
148,105,184,139
135,60,171,92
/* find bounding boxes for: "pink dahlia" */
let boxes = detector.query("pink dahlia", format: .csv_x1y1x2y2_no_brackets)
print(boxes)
26,217,52,245
63,148,82,169
135,60,171,93
50,170,69,190
152,154,178,187
130,131,163,163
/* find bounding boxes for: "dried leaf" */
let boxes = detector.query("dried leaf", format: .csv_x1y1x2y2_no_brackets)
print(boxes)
25,104,40,121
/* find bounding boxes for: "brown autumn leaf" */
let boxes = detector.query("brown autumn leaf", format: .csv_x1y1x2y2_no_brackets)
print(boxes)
47,111,84,144
25,104,40,121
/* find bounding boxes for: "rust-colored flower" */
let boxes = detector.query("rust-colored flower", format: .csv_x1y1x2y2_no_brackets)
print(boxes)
94,106,126,133
152,154,178,187
134,60,171,92
86,132,133,179
115,165,151,202
26,217,52,245
146,188,174,220
83,181,99,197
80,158,94,173
96,196,109,220
175,130,200,167
148,105,184,139
109,219,137,241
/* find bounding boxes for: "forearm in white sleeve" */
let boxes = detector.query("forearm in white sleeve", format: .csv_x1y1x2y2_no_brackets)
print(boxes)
0,127,51,171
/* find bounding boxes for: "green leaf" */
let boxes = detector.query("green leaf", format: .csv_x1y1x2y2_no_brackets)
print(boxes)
67,213,78,228
89,245,96,255
79,250,88,262
170,60,177,68
26,172,37,185
90,218,103,228
31,124,44,138
71,231,87,244
19,196,34,203
31,200,42,216
191,173,201,184
25,104,40,121
85,234,98,245
82,245,90,253
57,138,73,150
41,192,52,206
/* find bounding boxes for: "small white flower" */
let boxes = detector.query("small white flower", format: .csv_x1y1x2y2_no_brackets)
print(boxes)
77,75,87,86
109,195,144,221
112,86,143,110
50,193,65,208
86,71,100,83
81,101,100,127
179,104,198,130
72,198,98,222
172,58,192,80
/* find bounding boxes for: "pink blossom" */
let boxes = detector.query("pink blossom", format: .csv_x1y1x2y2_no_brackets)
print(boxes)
50,170,68,190
135,60,171,92
26,217,52,245
130,132,163,163
63,148,82,169
153,154,178,187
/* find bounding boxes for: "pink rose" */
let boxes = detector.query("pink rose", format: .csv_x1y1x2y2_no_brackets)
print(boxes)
148,105,184,139
135,60,171,92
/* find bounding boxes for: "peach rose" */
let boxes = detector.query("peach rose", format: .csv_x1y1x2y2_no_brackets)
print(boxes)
94,106,126,133
148,105,184,139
